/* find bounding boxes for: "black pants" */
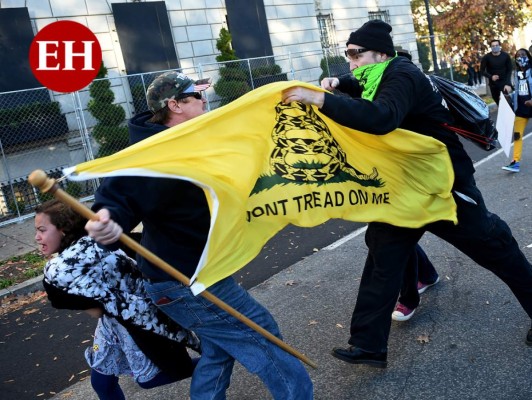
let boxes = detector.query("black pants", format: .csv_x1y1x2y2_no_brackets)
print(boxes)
489,83,504,105
398,244,439,309
348,176,532,353
466,68,475,86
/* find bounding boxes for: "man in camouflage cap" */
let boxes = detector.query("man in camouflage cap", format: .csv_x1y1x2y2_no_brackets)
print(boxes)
146,71,210,113
85,70,314,399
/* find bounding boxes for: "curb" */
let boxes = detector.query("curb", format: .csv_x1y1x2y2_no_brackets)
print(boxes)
0,274,44,299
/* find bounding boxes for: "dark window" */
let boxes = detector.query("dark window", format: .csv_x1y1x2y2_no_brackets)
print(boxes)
112,1,179,74
225,0,273,58
0,7,42,92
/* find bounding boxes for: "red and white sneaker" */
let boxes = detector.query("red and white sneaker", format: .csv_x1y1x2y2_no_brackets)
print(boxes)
417,276,440,294
392,303,416,322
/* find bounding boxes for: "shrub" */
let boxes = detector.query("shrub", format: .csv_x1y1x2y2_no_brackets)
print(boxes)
87,62,129,158
251,64,282,77
318,56,349,82
6,198,25,214
215,28,239,62
214,28,251,105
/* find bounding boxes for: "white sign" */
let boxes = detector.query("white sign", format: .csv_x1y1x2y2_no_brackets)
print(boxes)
495,97,516,158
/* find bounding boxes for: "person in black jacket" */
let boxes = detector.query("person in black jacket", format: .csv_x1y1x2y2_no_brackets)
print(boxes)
480,39,513,105
281,20,532,368
85,72,313,399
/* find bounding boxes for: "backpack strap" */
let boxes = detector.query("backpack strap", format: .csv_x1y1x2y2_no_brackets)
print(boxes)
441,123,493,146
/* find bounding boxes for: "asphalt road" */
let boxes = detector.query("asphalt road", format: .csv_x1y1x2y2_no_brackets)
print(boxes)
0,219,362,400
0,109,504,400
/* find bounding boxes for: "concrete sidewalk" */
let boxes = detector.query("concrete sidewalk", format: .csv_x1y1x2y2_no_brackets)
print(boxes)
40,138,531,399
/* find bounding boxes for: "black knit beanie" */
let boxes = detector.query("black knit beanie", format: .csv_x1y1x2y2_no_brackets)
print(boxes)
346,20,395,56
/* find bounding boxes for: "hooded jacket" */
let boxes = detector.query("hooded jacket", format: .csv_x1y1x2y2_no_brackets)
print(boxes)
92,111,211,281
320,56,475,188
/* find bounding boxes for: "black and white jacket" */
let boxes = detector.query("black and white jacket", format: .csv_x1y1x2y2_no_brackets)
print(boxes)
43,236,200,351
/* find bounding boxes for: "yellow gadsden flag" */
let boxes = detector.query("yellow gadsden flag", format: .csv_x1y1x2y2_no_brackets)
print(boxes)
66,81,456,294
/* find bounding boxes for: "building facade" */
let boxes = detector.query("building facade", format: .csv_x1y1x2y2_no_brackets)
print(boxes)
0,0,418,222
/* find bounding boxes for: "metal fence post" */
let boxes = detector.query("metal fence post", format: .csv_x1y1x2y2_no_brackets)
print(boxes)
0,137,20,218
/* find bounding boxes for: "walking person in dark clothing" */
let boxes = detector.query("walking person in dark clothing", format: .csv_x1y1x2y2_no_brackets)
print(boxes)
480,39,513,105
462,56,476,87
473,54,483,87
281,20,532,368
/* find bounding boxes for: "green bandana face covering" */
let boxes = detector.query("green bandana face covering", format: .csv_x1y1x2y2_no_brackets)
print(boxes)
353,54,396,101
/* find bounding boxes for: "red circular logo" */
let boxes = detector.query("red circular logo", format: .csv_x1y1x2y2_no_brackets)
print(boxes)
29,21,102,93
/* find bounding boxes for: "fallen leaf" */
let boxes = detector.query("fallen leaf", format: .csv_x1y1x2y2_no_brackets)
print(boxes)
312,248,319,252
336,323,344,328
285,280,296,286
308,320,318,325
416,334,430,344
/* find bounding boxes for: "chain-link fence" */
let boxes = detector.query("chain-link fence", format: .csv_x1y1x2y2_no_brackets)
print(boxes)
0,45,472,225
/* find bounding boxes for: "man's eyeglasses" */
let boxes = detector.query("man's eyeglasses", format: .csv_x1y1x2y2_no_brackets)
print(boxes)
345,48,370,59
177,92,203,101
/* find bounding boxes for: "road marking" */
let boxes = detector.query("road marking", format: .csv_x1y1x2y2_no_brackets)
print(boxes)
324,226,367,250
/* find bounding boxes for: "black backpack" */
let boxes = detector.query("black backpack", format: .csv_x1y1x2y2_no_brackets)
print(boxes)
428,74,499,151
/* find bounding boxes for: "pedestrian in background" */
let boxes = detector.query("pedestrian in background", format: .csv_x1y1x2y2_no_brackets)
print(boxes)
502,48,532,173
462,56,475,87
473,54,483,87
480,39,513,105
35,199,199,400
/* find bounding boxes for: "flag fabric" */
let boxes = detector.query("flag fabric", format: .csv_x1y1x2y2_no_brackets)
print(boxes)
65,81,457,294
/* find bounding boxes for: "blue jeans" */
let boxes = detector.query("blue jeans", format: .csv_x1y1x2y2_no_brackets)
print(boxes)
349,176,532,353
145,277,313,400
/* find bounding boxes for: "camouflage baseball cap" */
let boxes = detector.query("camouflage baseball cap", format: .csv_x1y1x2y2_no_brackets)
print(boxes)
146,71,209,113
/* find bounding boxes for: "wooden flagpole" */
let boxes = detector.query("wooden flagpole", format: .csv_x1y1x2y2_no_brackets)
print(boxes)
28,169,317,369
